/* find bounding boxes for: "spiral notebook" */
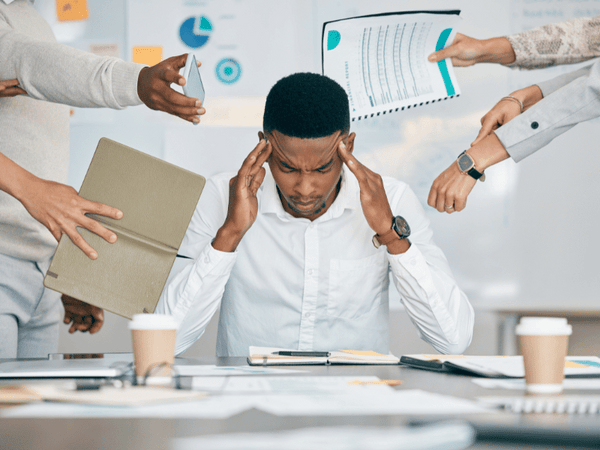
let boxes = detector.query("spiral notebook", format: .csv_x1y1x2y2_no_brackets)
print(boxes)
322,10,462,121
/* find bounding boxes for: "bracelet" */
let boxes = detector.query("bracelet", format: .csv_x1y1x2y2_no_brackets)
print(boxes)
500,96,524,113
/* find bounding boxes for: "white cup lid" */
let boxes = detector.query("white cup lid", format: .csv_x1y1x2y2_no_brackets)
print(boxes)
515,317,572,336
128,313,178,330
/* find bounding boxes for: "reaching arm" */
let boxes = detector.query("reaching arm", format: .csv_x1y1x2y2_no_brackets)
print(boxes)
0,152,123,259
428,16,600,70
0,17,204,122
428,59,600,213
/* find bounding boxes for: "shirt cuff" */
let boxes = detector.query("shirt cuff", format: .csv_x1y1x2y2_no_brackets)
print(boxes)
111,61,145,107
387,243,427,278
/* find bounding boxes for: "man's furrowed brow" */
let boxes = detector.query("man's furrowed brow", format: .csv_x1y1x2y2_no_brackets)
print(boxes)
317,158,335,170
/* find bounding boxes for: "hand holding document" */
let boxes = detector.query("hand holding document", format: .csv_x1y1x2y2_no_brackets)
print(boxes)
322,10,462,121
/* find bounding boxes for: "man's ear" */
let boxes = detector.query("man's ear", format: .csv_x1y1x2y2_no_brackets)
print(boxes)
345,132,356,154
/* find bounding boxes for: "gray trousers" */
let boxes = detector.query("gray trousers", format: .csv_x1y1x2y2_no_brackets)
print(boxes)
0,252,61,358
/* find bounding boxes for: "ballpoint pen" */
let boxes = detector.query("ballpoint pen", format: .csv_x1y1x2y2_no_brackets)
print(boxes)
272,351,330,357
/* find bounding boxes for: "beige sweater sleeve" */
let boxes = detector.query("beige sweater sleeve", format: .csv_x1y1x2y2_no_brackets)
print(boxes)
504,15,600,69
0,10,144,109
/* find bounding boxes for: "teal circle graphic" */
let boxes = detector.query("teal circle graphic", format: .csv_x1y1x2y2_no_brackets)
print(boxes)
216,58,241,84
179,16,213,48
327,30,341,50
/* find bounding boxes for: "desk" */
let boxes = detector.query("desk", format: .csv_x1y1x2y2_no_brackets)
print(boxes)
1,356,600,450
478,301,600,356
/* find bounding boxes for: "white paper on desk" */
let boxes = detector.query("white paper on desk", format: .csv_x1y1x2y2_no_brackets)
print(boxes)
192,376,390,394
171,421,476,450
473,378,600,390
254,389,493,417
0,395,255,419
323,11,462,121
176,365,306,377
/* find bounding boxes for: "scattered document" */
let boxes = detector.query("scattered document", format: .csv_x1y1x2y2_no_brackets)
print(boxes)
254,389,492,417
172,421,476,450
474,378,600,390
28,384,206,407
322,10,462,121
0,395,256,419
176,365,306,377
192,376,391,394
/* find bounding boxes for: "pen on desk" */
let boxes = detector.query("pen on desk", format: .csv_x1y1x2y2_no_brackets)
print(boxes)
272,351,330,357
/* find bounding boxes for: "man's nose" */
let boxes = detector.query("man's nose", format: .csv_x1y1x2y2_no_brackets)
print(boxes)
294,172,314,197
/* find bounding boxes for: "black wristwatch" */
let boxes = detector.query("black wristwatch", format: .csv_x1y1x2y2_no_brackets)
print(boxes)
457,150,485,181
372,216,411,248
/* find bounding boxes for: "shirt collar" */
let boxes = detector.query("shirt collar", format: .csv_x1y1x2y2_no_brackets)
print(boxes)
260,165,359,221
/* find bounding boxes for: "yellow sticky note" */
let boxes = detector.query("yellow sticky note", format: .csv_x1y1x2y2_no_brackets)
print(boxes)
56,0,88,22
340,350,387,357
565,360,589,369
132,46,163,67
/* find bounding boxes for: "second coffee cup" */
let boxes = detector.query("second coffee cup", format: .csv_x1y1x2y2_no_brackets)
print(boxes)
515,316,572,394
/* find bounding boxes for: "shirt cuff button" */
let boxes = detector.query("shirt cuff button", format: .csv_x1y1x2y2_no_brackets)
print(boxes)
531,121,539,129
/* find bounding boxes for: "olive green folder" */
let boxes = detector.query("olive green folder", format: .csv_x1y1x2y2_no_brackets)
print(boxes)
43,138,206,319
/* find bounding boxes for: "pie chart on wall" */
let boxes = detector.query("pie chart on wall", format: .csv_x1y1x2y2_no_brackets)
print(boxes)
179,16,213,48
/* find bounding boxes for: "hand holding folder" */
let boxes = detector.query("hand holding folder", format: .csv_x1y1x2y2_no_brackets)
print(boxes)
44,138,206,319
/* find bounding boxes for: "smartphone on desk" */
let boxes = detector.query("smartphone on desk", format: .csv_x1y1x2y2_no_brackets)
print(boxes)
182,53,205,104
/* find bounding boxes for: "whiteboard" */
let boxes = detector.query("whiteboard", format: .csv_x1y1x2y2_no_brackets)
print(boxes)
39,0,600,311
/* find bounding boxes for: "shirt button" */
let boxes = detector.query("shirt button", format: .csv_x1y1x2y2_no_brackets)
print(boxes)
307,269,314,276
204,256,210,263
531,121,539,129
304,312,312,318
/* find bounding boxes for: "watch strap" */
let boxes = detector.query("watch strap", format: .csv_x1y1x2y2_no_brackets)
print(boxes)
466,166,484,180
374,228,401,247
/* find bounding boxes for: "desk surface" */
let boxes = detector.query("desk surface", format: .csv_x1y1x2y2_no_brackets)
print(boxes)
2,356,600,450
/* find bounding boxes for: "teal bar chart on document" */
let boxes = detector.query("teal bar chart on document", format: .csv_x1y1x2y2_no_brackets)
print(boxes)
322,11,462,121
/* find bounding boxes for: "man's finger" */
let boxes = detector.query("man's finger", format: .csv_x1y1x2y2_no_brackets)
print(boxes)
240,140,268,173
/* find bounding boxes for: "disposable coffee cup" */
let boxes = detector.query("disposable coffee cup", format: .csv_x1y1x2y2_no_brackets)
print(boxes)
129,314,178,386
515,317,572,394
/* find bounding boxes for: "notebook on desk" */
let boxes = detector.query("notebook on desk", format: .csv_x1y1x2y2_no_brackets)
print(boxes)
43,138,206,319
400,354,600,378
247,346,400,366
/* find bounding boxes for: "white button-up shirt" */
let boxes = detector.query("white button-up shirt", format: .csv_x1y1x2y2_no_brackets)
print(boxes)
157,166,474,357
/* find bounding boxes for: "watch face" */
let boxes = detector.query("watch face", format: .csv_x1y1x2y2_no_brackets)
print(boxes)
457,153,474,172
392,216,410,238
